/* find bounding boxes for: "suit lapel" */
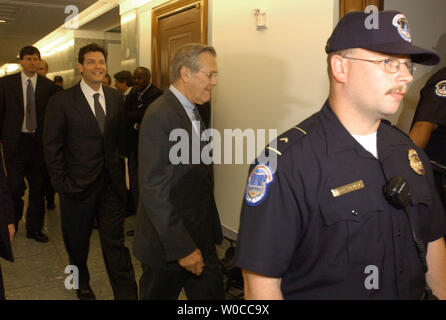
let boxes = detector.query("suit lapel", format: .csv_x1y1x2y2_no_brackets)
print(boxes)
14,73,25,119
35,75,46,125
165,89,194,138
165,89,206,163
103,87,113,136
72,82,102,136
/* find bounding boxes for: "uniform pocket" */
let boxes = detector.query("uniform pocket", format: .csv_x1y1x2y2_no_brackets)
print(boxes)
319,188,386,265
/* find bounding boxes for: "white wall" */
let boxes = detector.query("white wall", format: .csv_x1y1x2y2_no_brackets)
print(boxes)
107,42,122,80
384,0,446,132
211,0,336,238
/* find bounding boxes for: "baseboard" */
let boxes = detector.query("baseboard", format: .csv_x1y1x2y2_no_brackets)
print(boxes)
222,224,238,241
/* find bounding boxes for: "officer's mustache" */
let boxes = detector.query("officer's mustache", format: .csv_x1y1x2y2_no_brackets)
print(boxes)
386,86,407,95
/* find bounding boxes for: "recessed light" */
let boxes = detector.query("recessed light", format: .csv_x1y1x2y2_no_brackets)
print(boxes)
0,20,6,23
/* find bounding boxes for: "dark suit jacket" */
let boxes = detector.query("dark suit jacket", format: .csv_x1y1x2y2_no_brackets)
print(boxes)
133,88,222,267
0,73,61,162
0,153,13,262
43,82,127,201
124,84,162,156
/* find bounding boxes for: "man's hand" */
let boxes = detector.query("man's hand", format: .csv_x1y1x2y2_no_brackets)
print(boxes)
7,224,15,244
178,249,204,276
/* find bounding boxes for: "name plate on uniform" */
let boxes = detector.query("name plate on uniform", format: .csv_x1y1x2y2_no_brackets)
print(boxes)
331,180,364,198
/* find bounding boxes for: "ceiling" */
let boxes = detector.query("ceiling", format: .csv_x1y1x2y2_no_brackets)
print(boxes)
0,0,121,66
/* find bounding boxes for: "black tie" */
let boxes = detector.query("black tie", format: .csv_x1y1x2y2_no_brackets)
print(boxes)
26,79,37,132
93,93,105,133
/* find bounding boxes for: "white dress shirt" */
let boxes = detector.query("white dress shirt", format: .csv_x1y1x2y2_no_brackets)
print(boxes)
80,79,106,117
21,71,37,133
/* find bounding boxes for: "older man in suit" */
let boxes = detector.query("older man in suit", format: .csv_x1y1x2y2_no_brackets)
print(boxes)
0,151,14,300
0,46,59,242
134,44,224,300
43,43,137,300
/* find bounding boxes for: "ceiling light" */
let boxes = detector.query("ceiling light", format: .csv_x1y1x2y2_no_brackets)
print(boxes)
0,20,6,23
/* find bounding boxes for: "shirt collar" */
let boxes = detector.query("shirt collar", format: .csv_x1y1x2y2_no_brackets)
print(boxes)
169,84,195,112
124,86,132,96
80,78,104,99
320,100,409,157
138,84,151,96
21,71,37,84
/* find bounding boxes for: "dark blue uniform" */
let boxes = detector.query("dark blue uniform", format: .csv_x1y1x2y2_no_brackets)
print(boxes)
234,101,446,299
412,67,446,167
412,68,446,210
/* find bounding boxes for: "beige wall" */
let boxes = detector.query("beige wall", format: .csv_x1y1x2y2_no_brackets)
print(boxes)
384,0,446,132
121,0,337,238
211,0,336,238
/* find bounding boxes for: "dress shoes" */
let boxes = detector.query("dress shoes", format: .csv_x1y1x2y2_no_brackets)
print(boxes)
26,231,49,243
76,287,96,300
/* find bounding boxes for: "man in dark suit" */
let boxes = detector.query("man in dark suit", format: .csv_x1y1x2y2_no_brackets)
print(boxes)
0,46,59,242
113,70,133,102
43,43,137,300
134,44,224,300
0,151,15,300
125,67,162,213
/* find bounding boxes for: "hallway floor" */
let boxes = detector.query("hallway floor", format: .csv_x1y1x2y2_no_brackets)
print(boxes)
1,194,190,300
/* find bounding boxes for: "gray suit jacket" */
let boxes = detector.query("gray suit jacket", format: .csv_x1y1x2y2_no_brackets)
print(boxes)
133,88,222,266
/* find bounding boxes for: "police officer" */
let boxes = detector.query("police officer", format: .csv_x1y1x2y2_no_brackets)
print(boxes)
234,11,446,300
410,68,446,209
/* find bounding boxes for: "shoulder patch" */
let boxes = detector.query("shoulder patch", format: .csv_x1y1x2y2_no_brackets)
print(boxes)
245,163,275,206
435,80,446,98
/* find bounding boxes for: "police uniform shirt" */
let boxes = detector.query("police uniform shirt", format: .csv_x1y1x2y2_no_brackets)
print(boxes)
412,67,446,166
234,101,446,299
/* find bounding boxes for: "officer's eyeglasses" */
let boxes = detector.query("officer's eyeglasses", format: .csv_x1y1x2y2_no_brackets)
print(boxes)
199,71,218,80
341,56,416,75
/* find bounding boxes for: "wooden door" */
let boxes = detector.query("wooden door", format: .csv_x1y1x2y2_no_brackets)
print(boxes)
340,0,384,18
152,0,207,90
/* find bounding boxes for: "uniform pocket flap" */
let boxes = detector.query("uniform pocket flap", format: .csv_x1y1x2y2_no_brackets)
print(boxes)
319,189,385,226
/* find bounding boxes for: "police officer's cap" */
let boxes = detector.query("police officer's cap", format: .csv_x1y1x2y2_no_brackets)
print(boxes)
325,11,440,65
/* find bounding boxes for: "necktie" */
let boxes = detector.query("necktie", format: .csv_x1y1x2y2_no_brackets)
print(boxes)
192,106,206,133
93,93,106,133
26,79,37,132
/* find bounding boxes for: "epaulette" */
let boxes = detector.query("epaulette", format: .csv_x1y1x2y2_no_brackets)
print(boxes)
264,123,311,157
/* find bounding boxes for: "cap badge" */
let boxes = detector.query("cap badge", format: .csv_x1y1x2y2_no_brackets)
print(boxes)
408,149,425,175
435,80,446,98
392,14,411,43
245,163,274,206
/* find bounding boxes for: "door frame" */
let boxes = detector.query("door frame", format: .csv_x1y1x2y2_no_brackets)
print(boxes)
151,0,208,87
339,0,384,18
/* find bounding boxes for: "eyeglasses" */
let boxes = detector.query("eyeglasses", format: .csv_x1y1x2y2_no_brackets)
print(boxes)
199,71,218,80
341,56,415,75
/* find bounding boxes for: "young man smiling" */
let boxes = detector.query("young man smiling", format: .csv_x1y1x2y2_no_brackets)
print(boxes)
44,43,137,300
